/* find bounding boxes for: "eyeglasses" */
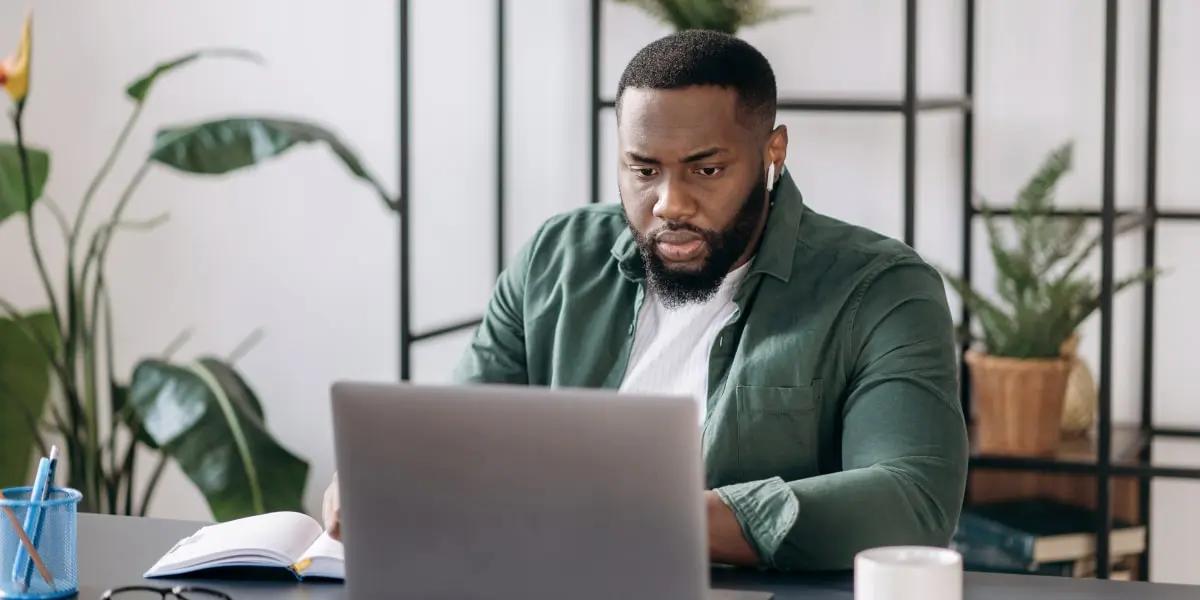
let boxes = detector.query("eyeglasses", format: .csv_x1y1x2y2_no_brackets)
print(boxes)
100,584,234,599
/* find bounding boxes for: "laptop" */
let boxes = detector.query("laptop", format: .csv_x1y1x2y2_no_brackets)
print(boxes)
330,381,773,600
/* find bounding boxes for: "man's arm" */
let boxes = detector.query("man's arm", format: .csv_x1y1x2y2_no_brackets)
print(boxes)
452,225,545,385
713,260,969,571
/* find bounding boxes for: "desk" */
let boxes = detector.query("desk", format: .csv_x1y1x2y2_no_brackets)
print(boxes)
78,513,1197,599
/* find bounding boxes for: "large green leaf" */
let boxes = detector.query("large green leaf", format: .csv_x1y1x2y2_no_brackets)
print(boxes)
0,310,60,487
126,48,263,103
127,356,308,521
149,117,398,212
111,382,159,450
0,143,51,225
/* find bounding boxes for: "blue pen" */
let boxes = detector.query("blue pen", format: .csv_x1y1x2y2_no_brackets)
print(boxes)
13,445,56,587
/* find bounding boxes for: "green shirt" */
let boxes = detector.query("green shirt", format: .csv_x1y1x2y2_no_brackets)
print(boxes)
453,171,969,571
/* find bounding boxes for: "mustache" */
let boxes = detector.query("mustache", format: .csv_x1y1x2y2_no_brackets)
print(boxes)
649,221,716,240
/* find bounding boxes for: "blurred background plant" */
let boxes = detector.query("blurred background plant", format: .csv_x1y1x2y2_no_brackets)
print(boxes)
935,140,1164,455
0,11,399,520
937,140,1162,360
614,0,810,34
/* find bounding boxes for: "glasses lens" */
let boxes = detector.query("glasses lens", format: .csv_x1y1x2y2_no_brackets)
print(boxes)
172,586,233,600
104,588,167,600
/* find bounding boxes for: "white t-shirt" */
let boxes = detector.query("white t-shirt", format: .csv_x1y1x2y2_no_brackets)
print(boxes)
618,262,750,424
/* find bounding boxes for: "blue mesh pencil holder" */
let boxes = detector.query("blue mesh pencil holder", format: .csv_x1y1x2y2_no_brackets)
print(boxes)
0,487,81,599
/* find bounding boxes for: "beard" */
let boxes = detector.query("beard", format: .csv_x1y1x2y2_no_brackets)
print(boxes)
621,166,769,309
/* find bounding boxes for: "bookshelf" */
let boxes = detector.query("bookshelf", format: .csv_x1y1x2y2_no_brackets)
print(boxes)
959,0,1200,582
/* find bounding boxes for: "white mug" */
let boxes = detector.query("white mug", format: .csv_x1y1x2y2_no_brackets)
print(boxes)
854,546,963,600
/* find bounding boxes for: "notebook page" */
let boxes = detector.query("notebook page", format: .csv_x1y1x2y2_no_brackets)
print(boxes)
294,531,344,579
146,511,323,575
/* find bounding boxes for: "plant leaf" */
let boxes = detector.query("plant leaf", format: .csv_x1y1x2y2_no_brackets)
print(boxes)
935,268,1016,353
614,0,807,33
126,48,264,102
0,142,51,225
149,116,399,212
127,356,308,521
111,382,159,450
1055,214,1149,284
1014,141,1072,216
0,311,60,487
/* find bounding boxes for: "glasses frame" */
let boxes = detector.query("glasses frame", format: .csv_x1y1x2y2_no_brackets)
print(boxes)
100,584,235,599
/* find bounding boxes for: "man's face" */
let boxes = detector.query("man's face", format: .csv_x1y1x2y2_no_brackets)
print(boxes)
617,86,775,308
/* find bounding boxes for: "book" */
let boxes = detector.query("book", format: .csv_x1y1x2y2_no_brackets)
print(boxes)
144,511,344,581
955,540,1130,579
954,497,1146,566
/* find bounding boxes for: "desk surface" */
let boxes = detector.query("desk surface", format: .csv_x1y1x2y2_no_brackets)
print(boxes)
77,513,1198,599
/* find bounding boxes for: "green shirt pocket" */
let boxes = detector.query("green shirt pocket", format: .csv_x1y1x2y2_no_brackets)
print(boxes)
735,382,823,481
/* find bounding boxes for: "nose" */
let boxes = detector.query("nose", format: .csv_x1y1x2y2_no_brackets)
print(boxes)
652,178,696,222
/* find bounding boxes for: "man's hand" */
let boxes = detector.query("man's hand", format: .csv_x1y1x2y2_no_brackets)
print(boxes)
705,490,759,566
323,472,340,541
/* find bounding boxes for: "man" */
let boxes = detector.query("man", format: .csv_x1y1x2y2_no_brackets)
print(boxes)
325,29,968,571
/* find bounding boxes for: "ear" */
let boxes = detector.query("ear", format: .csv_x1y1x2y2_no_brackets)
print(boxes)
765,124,788,188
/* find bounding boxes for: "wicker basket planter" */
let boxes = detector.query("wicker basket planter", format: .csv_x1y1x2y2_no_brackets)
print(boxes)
965,349,1074,456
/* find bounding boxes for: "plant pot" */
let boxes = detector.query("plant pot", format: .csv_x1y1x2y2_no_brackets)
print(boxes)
1054,335,1098,437
964,349,1074,456
1060,356,1097,436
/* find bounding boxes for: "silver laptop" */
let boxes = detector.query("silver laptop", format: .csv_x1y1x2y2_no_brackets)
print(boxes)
331,381,773,600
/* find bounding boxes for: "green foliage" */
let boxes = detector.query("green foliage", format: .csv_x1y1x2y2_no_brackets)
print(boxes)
0,311,59,486
151,117,397,211
937,141,1164,359
128,358,309,521
0,43,398,519
125,48,264,102
614,0,809,34
0,142,49,223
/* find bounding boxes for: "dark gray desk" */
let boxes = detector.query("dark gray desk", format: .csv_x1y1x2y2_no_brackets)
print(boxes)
78,513,1199,599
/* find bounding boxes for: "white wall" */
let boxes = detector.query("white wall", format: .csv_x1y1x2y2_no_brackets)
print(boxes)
2,0,1199,585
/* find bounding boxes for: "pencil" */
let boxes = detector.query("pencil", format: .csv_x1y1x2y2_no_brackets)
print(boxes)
1,505,55,591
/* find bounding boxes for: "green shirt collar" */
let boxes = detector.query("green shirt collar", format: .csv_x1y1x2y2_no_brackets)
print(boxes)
610,168,806,284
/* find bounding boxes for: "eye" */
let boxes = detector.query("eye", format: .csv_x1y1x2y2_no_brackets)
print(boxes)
695,166,723,177
629,166,658,179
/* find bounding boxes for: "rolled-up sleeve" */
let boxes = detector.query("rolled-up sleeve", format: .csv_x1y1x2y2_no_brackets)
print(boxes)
715,260,969,571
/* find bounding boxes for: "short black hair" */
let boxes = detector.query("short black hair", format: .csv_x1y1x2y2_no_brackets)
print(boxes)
615,29,777,132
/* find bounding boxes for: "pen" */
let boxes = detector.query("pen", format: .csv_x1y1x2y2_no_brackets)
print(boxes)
12,445,55,589
20,446,58,588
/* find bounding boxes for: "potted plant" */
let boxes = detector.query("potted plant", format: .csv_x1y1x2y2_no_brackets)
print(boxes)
0,12,399,520
938,141,1162,456
614,0,809,34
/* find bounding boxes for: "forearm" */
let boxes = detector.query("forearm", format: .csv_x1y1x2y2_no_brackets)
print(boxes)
716,453,965,571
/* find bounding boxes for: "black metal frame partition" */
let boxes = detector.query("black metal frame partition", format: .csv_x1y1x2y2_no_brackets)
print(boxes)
962,0,1200,581
583,0,1200,583
396,0,504,380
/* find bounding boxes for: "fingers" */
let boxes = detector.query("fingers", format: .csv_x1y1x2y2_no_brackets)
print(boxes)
329,509,341,541
322,472,340,533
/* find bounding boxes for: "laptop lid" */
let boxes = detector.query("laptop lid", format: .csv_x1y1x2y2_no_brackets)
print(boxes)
331,381,711,600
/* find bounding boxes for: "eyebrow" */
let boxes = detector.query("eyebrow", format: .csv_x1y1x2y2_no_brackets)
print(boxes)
625,147,730,164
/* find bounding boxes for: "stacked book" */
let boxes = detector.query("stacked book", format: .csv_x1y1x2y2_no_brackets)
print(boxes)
950,498,1146,579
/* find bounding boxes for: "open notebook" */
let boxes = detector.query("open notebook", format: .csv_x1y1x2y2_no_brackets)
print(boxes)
144,511,343,581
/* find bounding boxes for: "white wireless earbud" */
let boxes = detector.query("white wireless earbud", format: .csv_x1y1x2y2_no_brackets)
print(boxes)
766,162,776,192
